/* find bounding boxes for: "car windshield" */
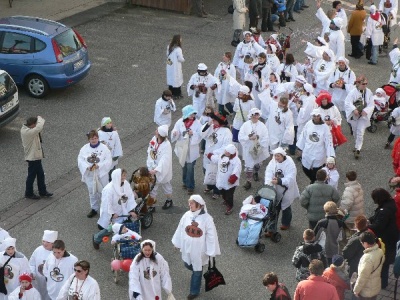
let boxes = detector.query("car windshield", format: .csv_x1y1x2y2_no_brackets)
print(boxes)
0,73,16,98
54,29,82,57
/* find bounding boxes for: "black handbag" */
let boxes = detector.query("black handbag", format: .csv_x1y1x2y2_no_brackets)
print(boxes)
0,256,13,295
203,257,226,292
228,4,234,14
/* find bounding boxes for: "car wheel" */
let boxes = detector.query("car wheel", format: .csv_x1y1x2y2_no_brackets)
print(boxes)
25,75,49,98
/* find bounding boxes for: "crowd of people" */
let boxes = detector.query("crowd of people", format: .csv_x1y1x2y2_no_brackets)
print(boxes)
8,0,400,299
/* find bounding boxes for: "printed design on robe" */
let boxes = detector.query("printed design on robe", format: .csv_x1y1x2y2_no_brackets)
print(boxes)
219,157,230,174
118,195,128,205
309,132,320,142
185,221,203,238
210,132,218,145
4,265,14,281
87,153,100,164
275,169,285,179
50,267,64,282
143,267,158,280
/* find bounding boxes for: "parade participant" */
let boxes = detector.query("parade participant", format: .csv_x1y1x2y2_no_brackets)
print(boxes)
339,170,364,229
347,1,366,59
21,116,53,200
296,57,315,85
202,113,232,199
0,228,11,252
316,0,337,36
365,5,385,65
154,90,176,127
328,57,356,114
248,53,272,109
277,53,299,83
265,96,294,152
266,44,281,72
321,157,339,190
265,147,300,233
98,117,123,180
239,108,269,190
0,238,30,300
129,240,172,300
232,85,256,151
56,260,100,300
147,125,173,209
29,230,58,300
231,0,249,47
344,75,374,159
171,105,202,196
250,27,267,48
297,109,335,183
209,144,242,215
172,195,221,299
385,102,400,148
43,240,78,300
187,63,219,118
328,17,346,59
262,272,291,300
310,49,336,95
389,38,400,84
78,129,112,218
8,273,41,300
333,1,348,39
296,83,317,141
93,168,138,250
233,32,265,80
214,52,236,116
378,0,398,27
303,36,329,59
166,34,185,99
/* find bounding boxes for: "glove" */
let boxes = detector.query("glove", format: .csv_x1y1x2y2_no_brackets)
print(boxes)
207,153,213,160
228,174,238,184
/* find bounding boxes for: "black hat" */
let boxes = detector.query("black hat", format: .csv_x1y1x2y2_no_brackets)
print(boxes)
210,112,228,126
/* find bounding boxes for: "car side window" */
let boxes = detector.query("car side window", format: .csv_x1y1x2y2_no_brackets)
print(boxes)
34,38,46,53
1,32,32,54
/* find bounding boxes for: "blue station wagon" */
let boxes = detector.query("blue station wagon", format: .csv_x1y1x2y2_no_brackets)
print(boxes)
0,16,91,98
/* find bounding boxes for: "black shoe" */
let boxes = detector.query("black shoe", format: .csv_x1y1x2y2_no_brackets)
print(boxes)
348,53,355,57
92,234,100,250
354,150,360,159
368,61,377,65
87,209,98,218
253,172,259,182
385,142,391,149
187,294,199,300
289,17,296,21
299,7,304,10
39,192,53,197
285,19,291,22
162,199,173,210
25,194,40,200
294,10,301,13
302,5,309,7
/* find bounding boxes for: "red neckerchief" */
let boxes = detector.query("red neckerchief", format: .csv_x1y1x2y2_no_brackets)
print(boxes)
371,12,380,21
184,118,194,129
253,35,260,43
19,284,33,297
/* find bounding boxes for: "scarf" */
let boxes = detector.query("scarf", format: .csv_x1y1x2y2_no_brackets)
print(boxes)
371,12,380,21
101,126,113,132
90,141,100,148
320,102,334,109
183,118,194,130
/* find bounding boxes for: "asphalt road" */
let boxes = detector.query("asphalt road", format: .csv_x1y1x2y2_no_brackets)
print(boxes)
0,1,397,299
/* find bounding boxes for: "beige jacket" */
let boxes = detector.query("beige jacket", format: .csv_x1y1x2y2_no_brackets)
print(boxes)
340,180,364,228
20,116,45,161
353,244,385,297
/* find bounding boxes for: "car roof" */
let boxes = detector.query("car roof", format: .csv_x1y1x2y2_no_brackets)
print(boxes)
0,16,68,37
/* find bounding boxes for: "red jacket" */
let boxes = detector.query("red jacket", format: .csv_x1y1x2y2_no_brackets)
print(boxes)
322,267,350,300
391,138,400,175
294,275,339,300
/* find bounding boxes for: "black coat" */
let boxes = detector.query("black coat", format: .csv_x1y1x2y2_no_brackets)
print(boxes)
342,230,365,276
369,199,399,263
262,0,274,9
248,0,262,18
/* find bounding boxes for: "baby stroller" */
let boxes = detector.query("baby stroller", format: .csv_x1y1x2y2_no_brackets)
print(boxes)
111,218,141,283
129,167,155,229
236,185,286,253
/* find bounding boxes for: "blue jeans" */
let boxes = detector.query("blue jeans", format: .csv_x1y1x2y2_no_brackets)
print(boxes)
294,0,303,11
271,14,279,23
183,161,196,190
281,205,292,226
25,160,47,196
371,45,379,64
94,228,111,244
184,262,203,296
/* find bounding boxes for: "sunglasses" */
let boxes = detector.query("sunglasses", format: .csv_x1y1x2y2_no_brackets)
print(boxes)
74,268,83,273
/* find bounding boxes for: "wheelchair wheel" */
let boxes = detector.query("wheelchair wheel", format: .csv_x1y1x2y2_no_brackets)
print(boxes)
367,124,377,133
271,232,281,243
255,242,265,253
140,212,153,229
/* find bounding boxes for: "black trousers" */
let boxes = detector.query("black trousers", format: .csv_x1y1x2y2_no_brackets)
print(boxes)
350,35,362,57
168,85,182,97
25,160,47,196
261,8,273,31
249,16,259,29
302,165,323,184
220,186,236,208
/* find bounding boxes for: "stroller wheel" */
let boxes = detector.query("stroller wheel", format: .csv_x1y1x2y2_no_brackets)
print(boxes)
271,232,282,243
140,213,153,229
366,125,377,133
255,243,265,253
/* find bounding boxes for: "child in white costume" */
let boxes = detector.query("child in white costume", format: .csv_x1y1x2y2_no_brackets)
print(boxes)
129,240,172,300
78,130,112,218
153,90,176,127
98,117,123,174
321,156,340,190
8,273,41,300
29,230,58,300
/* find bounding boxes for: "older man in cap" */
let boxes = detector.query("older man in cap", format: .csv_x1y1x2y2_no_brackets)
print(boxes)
29,230,58,300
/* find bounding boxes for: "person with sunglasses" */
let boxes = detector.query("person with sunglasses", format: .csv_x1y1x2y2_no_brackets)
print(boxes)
57,260,100,300
344,75,374,159
93,168,137,250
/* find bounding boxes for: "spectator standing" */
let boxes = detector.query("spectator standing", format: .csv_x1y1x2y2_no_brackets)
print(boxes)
166,35,185,99
347,2,366,59
300,169,340,229
261,0,276,32
248,0,262,29
322,254,350,300
262,272,291,300
293,259,339,300
339,171,364,229
232,0,249,47
21,116,53,200
353,231,385,299
365,5,384,65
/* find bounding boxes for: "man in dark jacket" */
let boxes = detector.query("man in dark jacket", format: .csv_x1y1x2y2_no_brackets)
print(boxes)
263,272,291,300
261,0,276,32
249,0,262,29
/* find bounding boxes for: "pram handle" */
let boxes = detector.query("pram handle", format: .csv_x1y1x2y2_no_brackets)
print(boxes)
246,216,266,221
